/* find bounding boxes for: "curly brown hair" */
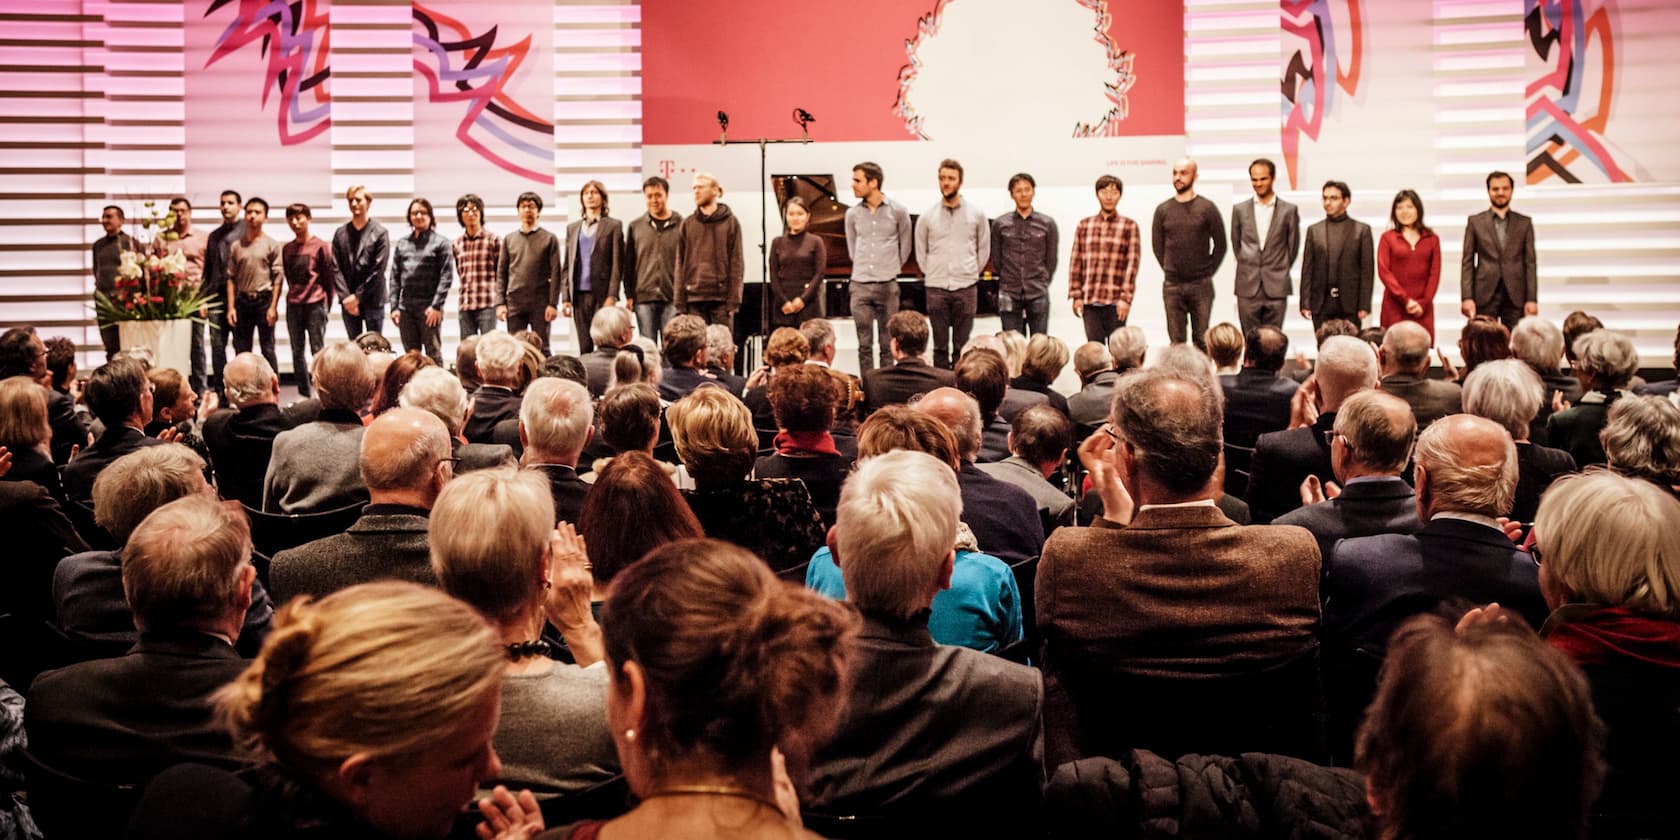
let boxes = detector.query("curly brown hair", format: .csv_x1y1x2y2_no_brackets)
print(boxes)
768,363,838,433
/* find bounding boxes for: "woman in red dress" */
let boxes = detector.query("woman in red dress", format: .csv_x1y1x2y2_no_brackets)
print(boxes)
1377,189,1442,340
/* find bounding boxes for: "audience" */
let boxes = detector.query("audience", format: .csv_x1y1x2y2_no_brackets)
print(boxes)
269,408,452,603
0,374,63,500
742,327,811,431
755,363,851,526
861,311,955,413
956,347,1029,463
1512,315,1584,442
581,306,635,397
913,387,1045,565
1634,323,1679,398
263,341,375,513
63,357,166,505
143,366,201,440
368,349,434,417
202,353,294,508
978,403,1076,532
1010,334,1071,417
1065,341,1116,428
454,333,482,392
1600,394,1680,497
399,366,516,473
1378,320,1461,429
1456,314,1513,379
43,334,78,396
798,318,865,429
1247,335,1379,523
704,323,747,396
1274,389,1420,566
576,451,704,607
465,331,527,443
1221,325,1298,456
1069,326,1147,429
1462,358,1576,521
1205,322,1244,374
657,315,719,402
1562,310,1604,368
518,377,594,524
1550,328,1640,467
584,382,671,482
0,326,88,463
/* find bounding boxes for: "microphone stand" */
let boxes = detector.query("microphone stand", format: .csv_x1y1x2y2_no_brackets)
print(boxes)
714,127,811,369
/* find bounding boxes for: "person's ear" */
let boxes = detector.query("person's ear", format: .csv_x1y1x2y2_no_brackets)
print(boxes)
621,660,649,733
519,420,529,449
337,753,376,807
824,525,840,567
937,548,955,593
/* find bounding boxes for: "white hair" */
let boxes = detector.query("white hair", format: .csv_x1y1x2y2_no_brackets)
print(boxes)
590,306,634,347
1317,335,1380,410
1415,415,1518,517
519,377,593,460
399,366,470,436
705,324,735,367
1461,359,1544,441
1510,316,1565,372
1107,325,1148,371
474,331,525,386
835,450,961,620
1573,330,1639,389
223,352,277,408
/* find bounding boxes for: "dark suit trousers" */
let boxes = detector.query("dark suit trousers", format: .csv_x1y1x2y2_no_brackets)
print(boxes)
1311,308,1362,332
506,307,552,352
1237,295,1287,333
1081,304,1123,343
569,289,604,354
1163,278,1214,351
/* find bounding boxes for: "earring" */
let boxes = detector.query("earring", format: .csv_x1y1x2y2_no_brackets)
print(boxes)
624,728,636,742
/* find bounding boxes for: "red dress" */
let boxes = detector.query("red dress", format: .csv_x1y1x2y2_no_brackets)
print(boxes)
1377,229,1442,340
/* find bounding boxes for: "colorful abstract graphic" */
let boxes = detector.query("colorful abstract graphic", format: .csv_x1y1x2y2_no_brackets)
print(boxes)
1280,0,1366,189
413,4,555,184
1071,0,1141,138
1525,0,1628,183
203,0,332,146
893,0,950,141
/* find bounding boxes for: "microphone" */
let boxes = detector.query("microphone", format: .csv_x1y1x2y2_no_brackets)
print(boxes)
794,108,815,125
717,110,729,144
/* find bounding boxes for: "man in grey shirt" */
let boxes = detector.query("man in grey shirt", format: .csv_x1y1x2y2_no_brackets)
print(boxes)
496,190,563,349
1151,158,1228,352
92,204,138,359
914,158,991,369
844,161,912,374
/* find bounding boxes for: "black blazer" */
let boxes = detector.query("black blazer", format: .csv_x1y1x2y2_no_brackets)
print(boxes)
703,364,747,398
1,445,63,502
1273,475,1420,571
1221,369,1298,449
1009,375,1069,417
1460,208,1537,310
861,358,955,414
464,385,523,444
1245,412,1337,524
563,216,625,302
1510,442,1576,523
268,509,435,604
202,404,295,509
46,388,90,465
657,365,723,403
62,426,167,505
1547,392,1620,467
1379,373,1462,430
1300,217,1374,316
1325,517,1546,658
957,461,1045,566
530,463,589,525
54,548,275,660
0,479,87,627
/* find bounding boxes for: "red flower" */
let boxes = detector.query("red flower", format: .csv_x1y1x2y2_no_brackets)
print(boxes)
150,296,164,303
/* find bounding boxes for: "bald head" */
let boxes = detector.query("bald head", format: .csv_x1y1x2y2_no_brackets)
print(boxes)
1171,158,1199,195
1380,321,1433,375
1415,414,1518,518
359,406,453,505
223,352,278,408
1316,335,1380,411
913,387,983,461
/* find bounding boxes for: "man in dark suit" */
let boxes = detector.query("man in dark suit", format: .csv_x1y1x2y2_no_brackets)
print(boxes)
1326,414,1546,663
861,310,954,413
580,306,635,397
1065,341,1119,429
202,352,295,508
63,357,167,505
1229,158,1301,333
657,314,725,402
1378,320,1461,429
1221,325,1299,451
0,327,89,464
269,408,451,603
1634,323,1680,399
28,495,254,795
518,377,594,524
1299,180,1374,331
703,323,748,397
977,404,1076,533
799,318,866,430
1274,390,1419,564
396,366,514,473
1247,335,1379,524
561,184,624,354
1461,171,1537,330
1039,368,1322,766
914,388,1044,566
806,450,1043,823
1510,315,1584,444
462,331,525,443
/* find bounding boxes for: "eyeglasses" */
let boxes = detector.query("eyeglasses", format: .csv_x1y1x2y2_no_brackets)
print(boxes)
1529,542,1544,565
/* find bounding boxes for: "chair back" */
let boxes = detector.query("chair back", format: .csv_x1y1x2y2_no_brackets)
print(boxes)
18,746,142,839
241,501,364,559
1223,442,1256,498
64,498,118,550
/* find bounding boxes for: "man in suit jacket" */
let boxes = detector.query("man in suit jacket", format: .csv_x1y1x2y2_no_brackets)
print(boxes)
1247,336,1379,523
269,408,451,603
202,353,295,509
462,331,526,443
1222,325,1300,451
1299,181,1374,331
914,388,1045,565
28,496,254,793
798,318,866,430
518,377,594,524
0,480,88,687
562,184,624,354
0,327,89,464
1326,414,1546,662
1378,320,1461,429
1230,159,1301,333
656,314,726,402
861,310,955,414
580,306,635,397
1461,171,1537,330
806,451,1044,822
1040,368,1322,766
1274,390,1420,564
397,367,514,474
63,358,166,505
263,342,374,513
978,404,1076,533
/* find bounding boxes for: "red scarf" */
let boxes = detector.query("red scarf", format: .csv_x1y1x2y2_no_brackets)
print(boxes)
1546,605,1680,668
774,430,841,457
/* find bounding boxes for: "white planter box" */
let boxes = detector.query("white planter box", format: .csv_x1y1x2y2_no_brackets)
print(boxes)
117,319,193,374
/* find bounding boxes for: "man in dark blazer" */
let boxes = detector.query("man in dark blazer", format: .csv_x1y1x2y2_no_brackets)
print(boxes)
1298,181,1373,331
331,185,390,339
517,377,594,524
656,314,726,403
580,306,635,397
462,331,526,443
63,358,166,505
0,327,89,464
1039,369,1322,766
28,495,254,794
0,479,88,687
1326,414,1546,662
396,366,514,474
861,311,955,414
1274,390,1420,564
1221,325,1299,451
914,388,1044,565
1377,320,1461,430
1229,158,1301,333
1065,341,1119,429
202,352,295,509
562,184,624,355
1460,171,1537,330
1247,336,1379,524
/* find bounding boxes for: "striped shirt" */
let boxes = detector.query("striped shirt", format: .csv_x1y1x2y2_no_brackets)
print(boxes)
453,229,500,311
1067,211,1140,306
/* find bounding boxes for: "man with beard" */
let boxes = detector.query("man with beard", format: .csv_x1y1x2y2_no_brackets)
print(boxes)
915,158,990,369
1460,170,1537,330
1151,158,1227,352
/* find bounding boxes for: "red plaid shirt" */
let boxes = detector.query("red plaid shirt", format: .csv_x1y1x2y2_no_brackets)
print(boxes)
453,229,501,311
1067,211,1140,305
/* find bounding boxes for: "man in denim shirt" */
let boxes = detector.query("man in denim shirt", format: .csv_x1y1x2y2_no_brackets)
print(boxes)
388,197,454,364
990,173,1059,338
844,161,913,374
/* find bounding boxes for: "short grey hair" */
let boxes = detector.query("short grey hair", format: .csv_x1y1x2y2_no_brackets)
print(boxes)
399,367,470,436
474,331,525,386
360,407,452,492
1510,316,1565,372
123,495,250,631
313,341,376,412
835,450,961,620
1415,415,1518,517
223,352,277,407
589,306,633,347
1601,395,1680,487
1535,471,1680,615
1462,359,1544,441
1107,325,1148,372
1073,342,1111,378
92,444,206,543
1317,335,1380,409
519,377,594,460
1334,390,1416,475
705,324,736,366
430,467,555,623
1110,368,1222,494
1573,330,1639,389
799,319,835,358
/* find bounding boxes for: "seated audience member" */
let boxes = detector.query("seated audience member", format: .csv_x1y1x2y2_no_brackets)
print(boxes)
202,353,294,508
1634,323,1679,398
861,311,955,413
799,318,865,428
1532,471,1680,836
978,404,1075,532
1456,314,1513,380
1378,320,1461,429
1247,335,1379,523
1356,614,1605,840
44,333,77,395
399,367,515,473
704,323,747,396
55,445,274,657
143,366,202,444
1205,322,1244,375
658,315,721,402
464,331,526,443
584,382,674,481
1221,325,1299,453
971,335,1048,427
1462,359,1575,521
368,350,434,417
263,341,375,513
63,357,166,505
0,327,88,464
913,387,1045,565
754,363,850,526
518,377,594,524
0,375,64,500
1601,395,1680,497
126,582,509,840
1512,315,1585,442
1562,310,1604,368
581,305,635,397
577,452,704,625
1274,390,1420,564
808,410,1023,652
455,333,482,392
805,450,1042,822
0,469,87,678
1011,334,1071,417
27,496,255,810
1065,342,1116,429
997,330,1027,376
1327,415,1547,664
742,327,811,432
427,468,618,798
1550,328,1640,467
353,330,392,354
666,386,824,573
957,348,1029,463
1359,324,1386,352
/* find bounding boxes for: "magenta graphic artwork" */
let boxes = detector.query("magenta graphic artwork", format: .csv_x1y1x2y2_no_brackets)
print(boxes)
203,0,332,146
1280,0,1366,189
1525,0,1627,183
413,4,555,185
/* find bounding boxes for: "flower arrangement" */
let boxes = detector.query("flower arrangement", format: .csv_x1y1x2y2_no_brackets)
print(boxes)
93,200,220,323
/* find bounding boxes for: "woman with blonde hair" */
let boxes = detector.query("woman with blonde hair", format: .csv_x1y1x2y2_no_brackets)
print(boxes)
0,374,61,499
128,581,510,840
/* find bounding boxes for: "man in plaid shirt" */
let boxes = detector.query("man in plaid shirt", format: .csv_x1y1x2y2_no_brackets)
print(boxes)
453,193,500,338
1068,174,1141,342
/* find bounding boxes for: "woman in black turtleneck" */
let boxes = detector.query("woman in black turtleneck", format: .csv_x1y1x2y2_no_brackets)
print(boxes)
768,197,827,328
